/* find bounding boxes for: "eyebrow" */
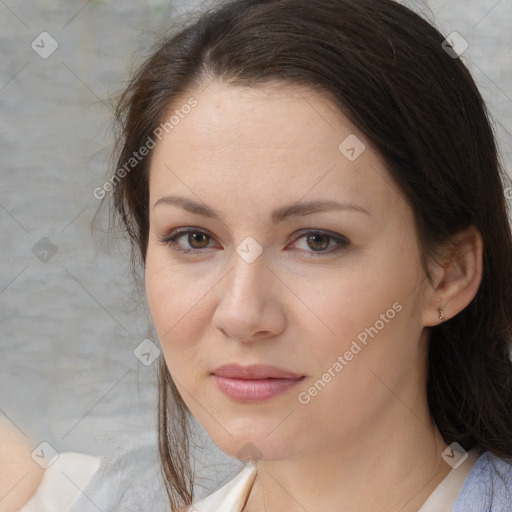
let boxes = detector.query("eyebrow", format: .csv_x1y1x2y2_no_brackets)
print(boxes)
154,195,370,224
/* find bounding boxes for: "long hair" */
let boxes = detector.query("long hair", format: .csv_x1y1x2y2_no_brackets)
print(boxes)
107,1,512,509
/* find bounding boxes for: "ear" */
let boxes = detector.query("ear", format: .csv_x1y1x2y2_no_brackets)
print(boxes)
422,225,483,327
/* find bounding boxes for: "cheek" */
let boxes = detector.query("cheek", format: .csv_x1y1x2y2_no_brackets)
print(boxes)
295,278,422,442
144,248,203,363
145,243,202,332
145,262,178,338
306,241,423,378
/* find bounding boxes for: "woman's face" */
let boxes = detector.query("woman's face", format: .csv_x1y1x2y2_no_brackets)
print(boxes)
145,80,433,461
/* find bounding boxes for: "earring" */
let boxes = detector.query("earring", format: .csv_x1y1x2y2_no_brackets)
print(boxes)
438,307,445,322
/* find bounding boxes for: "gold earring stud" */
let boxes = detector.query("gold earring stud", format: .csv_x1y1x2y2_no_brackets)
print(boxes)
438,307,445,321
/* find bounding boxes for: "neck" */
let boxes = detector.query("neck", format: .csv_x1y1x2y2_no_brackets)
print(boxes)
243,400,451,512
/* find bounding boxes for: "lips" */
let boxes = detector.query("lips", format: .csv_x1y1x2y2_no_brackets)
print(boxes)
212,364,303,380
212,364,305,402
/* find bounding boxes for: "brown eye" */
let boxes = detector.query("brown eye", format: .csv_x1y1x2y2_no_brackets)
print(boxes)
306,233,330,251
188,232,210,249
159,228,216,255
289,230,350,257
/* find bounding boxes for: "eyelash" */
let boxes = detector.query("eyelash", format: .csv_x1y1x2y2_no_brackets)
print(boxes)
158,227,350,258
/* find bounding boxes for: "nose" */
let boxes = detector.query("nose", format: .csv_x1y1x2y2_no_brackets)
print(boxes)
211,249,287,343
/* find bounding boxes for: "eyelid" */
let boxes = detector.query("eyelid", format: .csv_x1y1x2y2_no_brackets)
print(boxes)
289,228,349,245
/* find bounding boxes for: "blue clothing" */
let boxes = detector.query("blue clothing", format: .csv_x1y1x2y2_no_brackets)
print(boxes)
453,450,512,511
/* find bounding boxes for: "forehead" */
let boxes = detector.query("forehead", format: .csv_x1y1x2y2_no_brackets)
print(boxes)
148,80,401,219
153,80,353,157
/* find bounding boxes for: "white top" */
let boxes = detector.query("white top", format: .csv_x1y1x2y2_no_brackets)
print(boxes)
18,452,101,512
189,447,483,512
17,446,484,511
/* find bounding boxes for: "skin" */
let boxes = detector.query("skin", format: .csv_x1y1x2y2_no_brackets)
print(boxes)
0,419,45,511
145,80,483,512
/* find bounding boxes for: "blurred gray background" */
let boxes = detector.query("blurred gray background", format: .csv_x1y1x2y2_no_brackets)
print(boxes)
1,0,511,510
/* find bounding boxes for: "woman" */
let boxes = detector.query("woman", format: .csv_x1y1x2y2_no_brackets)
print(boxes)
13,0,512,510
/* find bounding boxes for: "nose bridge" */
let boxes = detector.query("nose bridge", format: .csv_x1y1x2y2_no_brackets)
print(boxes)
225,239,268,301
212,240,283,341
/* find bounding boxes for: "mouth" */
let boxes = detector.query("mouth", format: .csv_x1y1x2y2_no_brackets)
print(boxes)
211,364,305,402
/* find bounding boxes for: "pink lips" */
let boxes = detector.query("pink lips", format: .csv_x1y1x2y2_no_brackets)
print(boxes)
212,364,305,402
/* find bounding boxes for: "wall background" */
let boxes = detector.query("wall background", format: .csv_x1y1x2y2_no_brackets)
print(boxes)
1,0,511,510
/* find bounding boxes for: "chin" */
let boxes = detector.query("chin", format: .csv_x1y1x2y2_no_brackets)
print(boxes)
209,427,294,463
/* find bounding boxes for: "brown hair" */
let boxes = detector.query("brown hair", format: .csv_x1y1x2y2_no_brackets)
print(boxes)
107,0,512,509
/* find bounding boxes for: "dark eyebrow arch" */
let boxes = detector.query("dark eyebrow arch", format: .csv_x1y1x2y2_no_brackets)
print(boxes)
153,195,370,225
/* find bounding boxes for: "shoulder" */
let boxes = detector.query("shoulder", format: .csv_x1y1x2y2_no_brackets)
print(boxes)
470,450,512,489
453,450,512,512
17,451,101,512
0,419,45,511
